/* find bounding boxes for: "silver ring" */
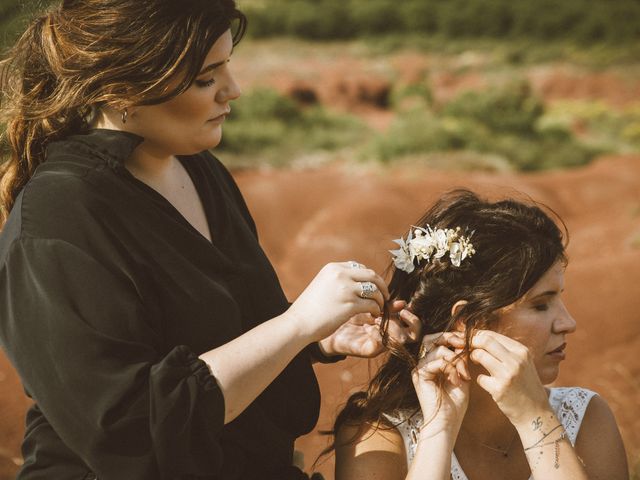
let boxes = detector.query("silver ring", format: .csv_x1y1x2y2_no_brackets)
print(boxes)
359,281,377,299
348,261,364,269
418,342,433,360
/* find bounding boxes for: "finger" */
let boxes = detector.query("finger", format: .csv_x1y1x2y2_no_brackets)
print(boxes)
470,330,512,361
351,313,376,326
388,300,407,313
415,357,451,379
476,373,501,396
385,318,409,344
471,329,527,354
349,268,390,301
425,345,456,364
398,309,422,342
354,283,385,312
421,331,465,350
454,352,471,381
469,348,503,377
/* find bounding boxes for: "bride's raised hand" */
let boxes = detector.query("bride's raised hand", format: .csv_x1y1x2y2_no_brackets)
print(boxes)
412,332,470,439
469,330,550,427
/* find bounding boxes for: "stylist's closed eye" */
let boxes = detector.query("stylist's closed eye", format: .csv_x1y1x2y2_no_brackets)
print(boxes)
195,78,216,88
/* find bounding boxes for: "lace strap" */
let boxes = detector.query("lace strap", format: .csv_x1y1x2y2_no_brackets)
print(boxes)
548,387,597,445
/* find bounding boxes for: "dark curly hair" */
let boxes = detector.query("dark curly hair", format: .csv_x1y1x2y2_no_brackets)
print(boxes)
328,188,567,453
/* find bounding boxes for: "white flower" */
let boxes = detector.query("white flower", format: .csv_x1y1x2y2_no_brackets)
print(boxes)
409,231,435,261
449,241,463,267
389,231,416,273
390,224,476,272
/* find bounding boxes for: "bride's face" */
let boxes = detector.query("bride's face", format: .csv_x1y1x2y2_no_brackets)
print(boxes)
494,261,576,384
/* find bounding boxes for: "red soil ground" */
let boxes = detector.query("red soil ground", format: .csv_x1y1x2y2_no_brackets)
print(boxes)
0,155,638,479
1,45,639,479
233,154,640,478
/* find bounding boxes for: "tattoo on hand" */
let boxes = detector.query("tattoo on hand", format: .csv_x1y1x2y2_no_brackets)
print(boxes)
532,416,543,431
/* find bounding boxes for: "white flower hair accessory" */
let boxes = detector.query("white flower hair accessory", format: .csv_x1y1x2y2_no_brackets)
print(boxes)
389,225,476,273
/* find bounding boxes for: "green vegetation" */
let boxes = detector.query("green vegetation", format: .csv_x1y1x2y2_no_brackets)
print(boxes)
217,88,369,167
215,80,636,172
0,0,56,51
243,0,640,46
367,81,602,170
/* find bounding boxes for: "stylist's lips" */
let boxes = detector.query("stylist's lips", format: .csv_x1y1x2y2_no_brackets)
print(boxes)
208,110,230,123
547,343,566,360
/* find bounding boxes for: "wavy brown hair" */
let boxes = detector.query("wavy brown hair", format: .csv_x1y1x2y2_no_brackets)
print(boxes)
327,189,568,454
0,0,246,227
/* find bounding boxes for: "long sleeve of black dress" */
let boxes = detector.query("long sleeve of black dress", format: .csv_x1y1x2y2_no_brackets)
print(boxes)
0,129,320,480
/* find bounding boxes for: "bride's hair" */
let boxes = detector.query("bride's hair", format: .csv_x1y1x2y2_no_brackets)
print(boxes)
329,188,567,449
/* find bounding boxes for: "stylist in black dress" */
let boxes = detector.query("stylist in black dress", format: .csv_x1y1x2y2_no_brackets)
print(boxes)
0,1,421,479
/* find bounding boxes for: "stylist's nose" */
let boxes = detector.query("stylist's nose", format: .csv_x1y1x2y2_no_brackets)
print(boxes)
216,70,241,103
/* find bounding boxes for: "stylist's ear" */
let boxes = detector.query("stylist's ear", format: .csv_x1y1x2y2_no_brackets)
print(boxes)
451,300,468,333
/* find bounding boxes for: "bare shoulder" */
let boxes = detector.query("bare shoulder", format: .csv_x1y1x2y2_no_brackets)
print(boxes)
575,394,629,480
335,419,408,480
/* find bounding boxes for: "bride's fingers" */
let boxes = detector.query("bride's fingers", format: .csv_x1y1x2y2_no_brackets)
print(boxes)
414,357,452,380
419,331,465,354
454,350,471,381
469,347,503,376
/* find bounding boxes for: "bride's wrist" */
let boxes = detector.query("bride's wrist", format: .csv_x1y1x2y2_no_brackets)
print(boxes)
416,423,458,447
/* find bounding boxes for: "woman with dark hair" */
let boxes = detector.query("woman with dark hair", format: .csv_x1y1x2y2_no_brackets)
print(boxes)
0,1,421,478
334,190,628,480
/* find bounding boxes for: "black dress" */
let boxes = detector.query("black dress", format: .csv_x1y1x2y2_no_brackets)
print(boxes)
0,129,320,480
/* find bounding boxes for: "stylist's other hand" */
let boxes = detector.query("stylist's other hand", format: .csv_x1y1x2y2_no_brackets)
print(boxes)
287,262,389,342
469,330,550,427
318,300,421,358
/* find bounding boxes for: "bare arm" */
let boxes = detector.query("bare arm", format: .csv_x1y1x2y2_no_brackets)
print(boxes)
516,408,590,480
575,395,629,480
335,421,455,480
200,263,388,424
335,422,408,480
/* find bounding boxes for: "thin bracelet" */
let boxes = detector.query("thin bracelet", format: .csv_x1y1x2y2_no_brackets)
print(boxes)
523,424,565,451
523,430,567,451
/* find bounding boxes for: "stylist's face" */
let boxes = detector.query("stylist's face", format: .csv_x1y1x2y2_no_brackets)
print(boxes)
129,29,240,155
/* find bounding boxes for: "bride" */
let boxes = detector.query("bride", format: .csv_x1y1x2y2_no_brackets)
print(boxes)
333,189,628,480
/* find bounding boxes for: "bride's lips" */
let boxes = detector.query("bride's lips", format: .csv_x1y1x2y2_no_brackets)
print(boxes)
547,342,567,359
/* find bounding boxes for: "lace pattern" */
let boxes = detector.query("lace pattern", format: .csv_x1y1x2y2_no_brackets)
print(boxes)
385,387,597,479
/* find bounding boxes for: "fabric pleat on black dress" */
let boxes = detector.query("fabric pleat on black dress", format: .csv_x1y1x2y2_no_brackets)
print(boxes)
0,129,320,480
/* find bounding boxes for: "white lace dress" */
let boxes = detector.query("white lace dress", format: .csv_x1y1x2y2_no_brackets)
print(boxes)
383,387,596,480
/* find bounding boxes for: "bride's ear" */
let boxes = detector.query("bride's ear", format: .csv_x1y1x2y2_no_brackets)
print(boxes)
451,300,468,333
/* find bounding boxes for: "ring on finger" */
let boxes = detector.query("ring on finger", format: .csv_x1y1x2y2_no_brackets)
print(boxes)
348,261,365,269
418,342,433,360
359,281,377,299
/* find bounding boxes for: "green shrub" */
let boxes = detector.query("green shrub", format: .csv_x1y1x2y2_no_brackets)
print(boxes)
243,0,640,45
218,88,368,159
442,82,544,135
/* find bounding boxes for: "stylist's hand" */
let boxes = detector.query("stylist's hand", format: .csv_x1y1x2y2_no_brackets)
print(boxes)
318,300,422,358
412,332,470,439
469,330,550,427
287,262,389,342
